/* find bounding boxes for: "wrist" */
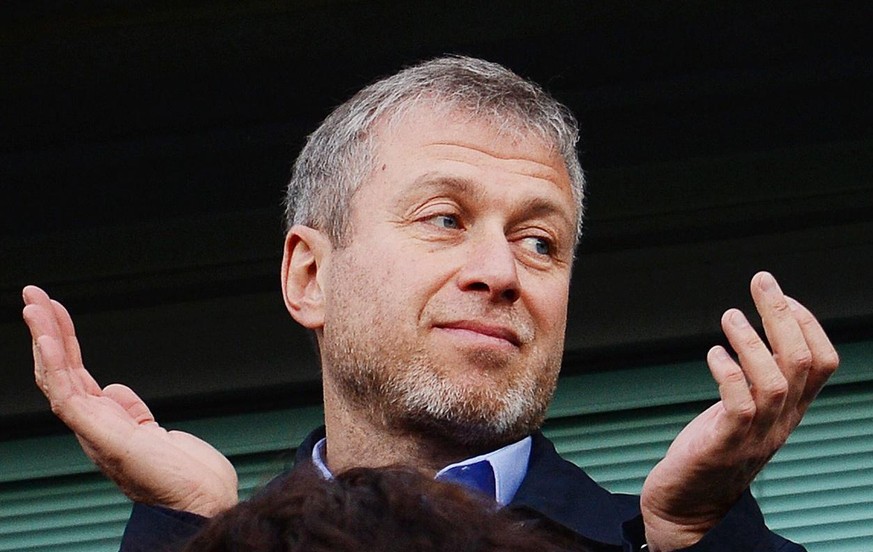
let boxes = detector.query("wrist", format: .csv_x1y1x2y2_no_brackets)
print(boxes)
183,493,239,518
152,487,239,518
643,516,713,552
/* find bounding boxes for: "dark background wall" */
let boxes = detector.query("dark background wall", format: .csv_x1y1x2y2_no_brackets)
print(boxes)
2,1,872,438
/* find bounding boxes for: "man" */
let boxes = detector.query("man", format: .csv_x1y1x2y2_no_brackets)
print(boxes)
22,56,839,551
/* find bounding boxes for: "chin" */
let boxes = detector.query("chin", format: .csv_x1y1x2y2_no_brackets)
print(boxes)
411,413,542,450
395,392,548,450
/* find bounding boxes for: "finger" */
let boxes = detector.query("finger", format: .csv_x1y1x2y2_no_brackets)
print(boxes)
32,339,47,390
785,296,840,407
24,287,67,393
707,345,756,438
22,288,63,342
34,334,78,411
749,272,811,407
50,299,101,396
23,285,51,308
51,299,83,365
23,294,100,398
103,384,158,426
721,308,788,430
25,306,67,398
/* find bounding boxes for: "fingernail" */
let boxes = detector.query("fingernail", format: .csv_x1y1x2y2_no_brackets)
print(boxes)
759,272,780,294
730,310,749,328
713,346,731,361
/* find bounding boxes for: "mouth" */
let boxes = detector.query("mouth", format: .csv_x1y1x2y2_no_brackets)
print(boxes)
434,320,523,348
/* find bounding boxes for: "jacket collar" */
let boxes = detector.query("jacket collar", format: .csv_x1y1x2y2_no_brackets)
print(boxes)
507,432,639,546
293,427,637,546
295,425,326,465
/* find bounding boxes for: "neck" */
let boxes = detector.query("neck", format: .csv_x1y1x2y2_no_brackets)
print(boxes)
321,377,479,475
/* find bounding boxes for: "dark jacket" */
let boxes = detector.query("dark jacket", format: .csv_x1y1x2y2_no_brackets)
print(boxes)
119,427,804,552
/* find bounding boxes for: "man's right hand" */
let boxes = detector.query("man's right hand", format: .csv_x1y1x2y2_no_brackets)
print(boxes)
22,285,239,517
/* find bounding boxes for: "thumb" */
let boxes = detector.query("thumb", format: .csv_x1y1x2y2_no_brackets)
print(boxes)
103,384,157,426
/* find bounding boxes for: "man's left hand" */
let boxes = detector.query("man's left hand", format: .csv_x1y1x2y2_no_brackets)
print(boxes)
640,271,839,551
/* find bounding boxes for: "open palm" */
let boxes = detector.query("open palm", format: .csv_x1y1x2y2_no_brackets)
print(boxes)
23,286,238,517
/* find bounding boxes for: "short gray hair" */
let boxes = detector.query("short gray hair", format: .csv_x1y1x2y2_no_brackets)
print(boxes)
284,56,585,246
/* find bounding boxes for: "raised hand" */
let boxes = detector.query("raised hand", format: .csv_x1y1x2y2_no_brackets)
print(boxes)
22,286,239,517
640,272,839,551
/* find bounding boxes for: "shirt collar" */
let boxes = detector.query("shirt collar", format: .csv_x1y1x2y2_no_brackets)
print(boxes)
310,436,532,506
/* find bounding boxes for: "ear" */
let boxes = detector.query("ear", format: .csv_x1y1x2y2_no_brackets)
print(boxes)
281,225,332,330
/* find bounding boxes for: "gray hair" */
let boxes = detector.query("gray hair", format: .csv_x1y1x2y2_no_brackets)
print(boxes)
284,55,585,247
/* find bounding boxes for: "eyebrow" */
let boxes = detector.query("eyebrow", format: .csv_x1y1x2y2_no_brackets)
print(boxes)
409,173,483,200
405,172,576,238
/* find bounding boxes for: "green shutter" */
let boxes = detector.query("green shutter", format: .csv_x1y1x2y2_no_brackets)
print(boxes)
0,408,325,552
2,343,871,551
542,387,873,551
0,473,128,552
754,388,873,550
0,450,302,551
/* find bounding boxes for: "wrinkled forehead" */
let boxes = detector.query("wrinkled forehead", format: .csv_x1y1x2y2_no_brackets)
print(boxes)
348,101,579,242
353,104,575,227
377,99,563,157
360,104,571,200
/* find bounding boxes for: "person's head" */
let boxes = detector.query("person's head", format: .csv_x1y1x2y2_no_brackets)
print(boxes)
183,465,592,552
284,55,584,247
281,56,582,452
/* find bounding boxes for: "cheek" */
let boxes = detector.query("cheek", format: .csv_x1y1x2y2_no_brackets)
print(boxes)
343,247,438,319
525,277,570,337
384,245,457,298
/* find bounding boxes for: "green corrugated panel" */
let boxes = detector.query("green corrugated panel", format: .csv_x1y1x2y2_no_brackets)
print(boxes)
755,390,873,549
542,386,873,552
235,450,295,498
0,472,125,552
0,408,319,550
12,540,126,552
0,453,295,552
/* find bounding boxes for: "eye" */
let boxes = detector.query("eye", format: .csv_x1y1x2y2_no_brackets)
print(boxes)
425,214,461,230
520,236,553,256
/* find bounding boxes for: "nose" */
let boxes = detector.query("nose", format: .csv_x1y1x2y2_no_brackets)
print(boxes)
457,233,521,304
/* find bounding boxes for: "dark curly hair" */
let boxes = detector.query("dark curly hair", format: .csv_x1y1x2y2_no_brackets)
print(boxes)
183,464,593,552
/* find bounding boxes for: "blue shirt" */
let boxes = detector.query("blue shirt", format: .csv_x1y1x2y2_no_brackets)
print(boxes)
310,436,532,506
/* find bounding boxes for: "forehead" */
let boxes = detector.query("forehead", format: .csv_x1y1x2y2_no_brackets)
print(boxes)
369,106,571,188
388,102,553,146
346,107,577,243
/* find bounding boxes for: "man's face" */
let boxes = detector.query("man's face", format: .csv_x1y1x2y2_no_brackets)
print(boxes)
320,107,576,449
